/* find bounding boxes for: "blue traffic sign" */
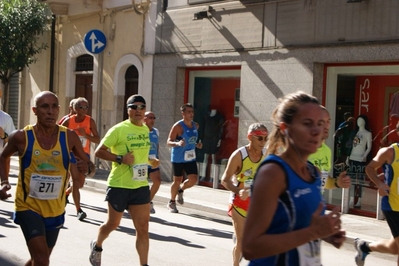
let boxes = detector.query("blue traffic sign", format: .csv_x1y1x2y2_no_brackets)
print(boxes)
84,29,106,54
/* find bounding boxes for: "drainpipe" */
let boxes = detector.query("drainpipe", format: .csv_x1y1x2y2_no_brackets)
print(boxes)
49,15,56,92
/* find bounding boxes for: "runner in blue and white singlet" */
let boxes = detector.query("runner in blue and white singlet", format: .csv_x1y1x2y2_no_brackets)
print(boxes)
144,111,161,214
242,92,345,266
166,103,203,213
171,120,198,163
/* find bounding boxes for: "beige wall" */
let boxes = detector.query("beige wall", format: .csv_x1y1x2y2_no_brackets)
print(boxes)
17,31,52,129
21,5,149,128
21,3,153,167
55,8,145,114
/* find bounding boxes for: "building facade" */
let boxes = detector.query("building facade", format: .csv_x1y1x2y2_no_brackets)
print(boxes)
14,0,156,167
152,0,399,218
11,0,399,218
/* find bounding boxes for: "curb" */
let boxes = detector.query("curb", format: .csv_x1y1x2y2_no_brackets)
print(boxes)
7,158,383,246
84,177,228,217
82,177,359,245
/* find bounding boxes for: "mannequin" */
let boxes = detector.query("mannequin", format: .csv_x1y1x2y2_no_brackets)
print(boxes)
348,115,372,208
199,109,224,181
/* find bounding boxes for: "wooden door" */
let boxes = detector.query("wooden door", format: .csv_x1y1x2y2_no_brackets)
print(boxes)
75,74,93,116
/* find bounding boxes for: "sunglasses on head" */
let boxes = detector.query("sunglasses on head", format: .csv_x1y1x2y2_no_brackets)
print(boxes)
77,106,89,110
146,116,156,120
128,104,146,110
255,136,268,141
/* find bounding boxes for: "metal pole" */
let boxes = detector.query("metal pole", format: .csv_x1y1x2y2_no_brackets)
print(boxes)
95,52,104,168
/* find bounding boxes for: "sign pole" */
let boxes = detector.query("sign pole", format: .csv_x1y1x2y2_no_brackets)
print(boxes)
84,29,106,168
95,51,104,168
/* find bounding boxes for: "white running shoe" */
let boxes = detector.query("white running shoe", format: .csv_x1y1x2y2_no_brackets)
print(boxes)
354,238,369,266
150,202,156,214
89,240,102,266
167,201,179,213
177,190,184,205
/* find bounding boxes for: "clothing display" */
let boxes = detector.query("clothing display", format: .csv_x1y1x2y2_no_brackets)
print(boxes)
200,110,224,154
349,116,372,163
199,110,224,181
390,92,399,116
348,115,372,208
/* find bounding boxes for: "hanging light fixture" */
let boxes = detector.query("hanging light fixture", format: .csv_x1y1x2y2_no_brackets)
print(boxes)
132,0,150,14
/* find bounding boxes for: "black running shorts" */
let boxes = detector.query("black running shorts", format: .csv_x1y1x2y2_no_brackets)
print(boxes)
172,161,198,177
105,186,150,212
383,210,399,238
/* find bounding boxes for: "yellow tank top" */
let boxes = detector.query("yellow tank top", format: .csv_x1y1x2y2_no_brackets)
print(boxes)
15,125,70,218
236,146,265,189
382,144,399,211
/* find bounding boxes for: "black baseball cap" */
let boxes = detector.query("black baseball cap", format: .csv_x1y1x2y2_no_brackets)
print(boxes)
127,94,146,107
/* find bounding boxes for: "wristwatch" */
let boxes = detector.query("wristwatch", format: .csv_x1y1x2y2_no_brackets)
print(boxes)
116,155,123,165
1,133,8,140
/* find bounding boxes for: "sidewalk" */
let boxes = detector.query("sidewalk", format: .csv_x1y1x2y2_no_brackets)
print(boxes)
9,156,392,244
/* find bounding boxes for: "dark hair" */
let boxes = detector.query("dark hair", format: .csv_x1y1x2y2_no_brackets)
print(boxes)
180,103,193,112
267,91,319,155
355,114,370,132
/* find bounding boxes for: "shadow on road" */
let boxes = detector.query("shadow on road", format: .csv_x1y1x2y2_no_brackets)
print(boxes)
0,252,24,266
0,208,17,229
65,201,232,248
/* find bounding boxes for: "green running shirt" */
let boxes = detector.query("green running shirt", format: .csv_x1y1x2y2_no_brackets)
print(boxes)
100,120,150,189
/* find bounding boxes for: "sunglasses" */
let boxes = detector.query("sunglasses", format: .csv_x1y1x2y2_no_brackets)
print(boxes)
146,116,156,120
128,104,146,110
255,136,268,141
77,106,89,110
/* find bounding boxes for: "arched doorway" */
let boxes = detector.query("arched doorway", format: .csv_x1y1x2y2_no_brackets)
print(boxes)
75,54,93,116
123,65,139,120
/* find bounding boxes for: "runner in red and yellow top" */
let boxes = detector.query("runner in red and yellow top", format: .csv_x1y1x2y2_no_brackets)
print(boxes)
61,97,100,221
221,123,268,266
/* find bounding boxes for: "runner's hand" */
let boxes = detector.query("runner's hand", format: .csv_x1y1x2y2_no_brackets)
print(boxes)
0,183,11,200
309,204,341,240
124,152,135,165
239,188,250,200
149,158,160,168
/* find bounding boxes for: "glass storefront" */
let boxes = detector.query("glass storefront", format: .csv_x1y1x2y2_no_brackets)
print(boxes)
187,68,241,189
325,64,399,218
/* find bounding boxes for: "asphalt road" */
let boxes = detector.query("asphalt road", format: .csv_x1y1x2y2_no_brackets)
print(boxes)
0,170,397,266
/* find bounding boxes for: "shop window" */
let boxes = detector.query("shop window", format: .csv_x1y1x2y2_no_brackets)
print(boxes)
327,66,399,218
188,69,241,189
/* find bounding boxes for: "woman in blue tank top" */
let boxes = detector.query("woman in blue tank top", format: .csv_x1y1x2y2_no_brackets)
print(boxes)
242,91,346,266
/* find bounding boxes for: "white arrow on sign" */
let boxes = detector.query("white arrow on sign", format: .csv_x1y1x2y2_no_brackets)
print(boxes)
89,32,104,52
